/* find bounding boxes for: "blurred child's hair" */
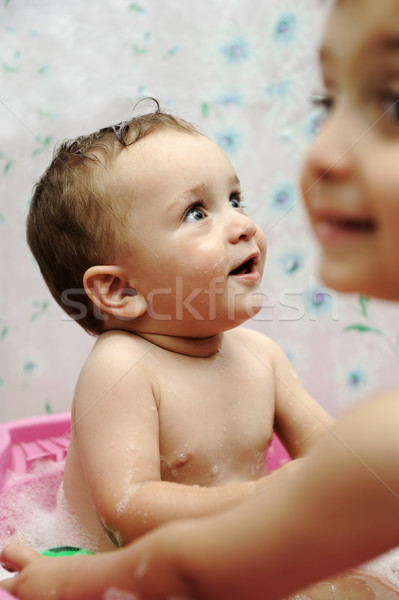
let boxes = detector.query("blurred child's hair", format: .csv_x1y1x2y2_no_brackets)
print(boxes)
27,100,199,335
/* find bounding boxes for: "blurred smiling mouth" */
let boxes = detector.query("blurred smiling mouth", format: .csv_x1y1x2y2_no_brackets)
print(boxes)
314,215,377,243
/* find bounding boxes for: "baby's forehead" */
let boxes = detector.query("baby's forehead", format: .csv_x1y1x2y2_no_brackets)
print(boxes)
115,128,220,171
109,128,236,203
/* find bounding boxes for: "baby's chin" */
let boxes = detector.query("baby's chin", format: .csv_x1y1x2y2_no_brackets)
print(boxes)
248,290,265,318
232,288,265,324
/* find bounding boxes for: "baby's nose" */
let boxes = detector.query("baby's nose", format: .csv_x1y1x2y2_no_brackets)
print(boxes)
227,211,257,243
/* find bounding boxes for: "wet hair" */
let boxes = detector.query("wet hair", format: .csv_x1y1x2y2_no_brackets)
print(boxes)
27,100,199,335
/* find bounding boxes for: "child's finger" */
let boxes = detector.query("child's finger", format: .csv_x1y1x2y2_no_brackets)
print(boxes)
1,543,41,572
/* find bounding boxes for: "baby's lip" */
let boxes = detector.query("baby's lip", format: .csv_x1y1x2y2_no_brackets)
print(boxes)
229,250,260,276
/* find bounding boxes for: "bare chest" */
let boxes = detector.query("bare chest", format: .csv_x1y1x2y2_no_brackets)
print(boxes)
156,353,275,486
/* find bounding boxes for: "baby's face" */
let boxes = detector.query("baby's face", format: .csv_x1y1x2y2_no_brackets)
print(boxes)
110,129,266,336
301,0,399,301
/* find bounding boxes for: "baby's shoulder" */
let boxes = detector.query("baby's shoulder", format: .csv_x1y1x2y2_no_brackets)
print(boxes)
228,327,283,359
73,330,158,408
83,330,153,373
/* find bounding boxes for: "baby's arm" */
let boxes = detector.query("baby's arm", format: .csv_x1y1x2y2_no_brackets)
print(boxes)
270,339,334,457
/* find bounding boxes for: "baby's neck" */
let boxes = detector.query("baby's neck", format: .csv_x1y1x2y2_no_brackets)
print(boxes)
135,331,224,358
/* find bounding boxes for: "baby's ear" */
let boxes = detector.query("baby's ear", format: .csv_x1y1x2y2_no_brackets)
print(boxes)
83,266,147,320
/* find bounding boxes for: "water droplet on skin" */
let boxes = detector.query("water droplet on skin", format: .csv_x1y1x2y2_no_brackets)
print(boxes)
134,553,149,579
104,586,141,600
250,451,266,476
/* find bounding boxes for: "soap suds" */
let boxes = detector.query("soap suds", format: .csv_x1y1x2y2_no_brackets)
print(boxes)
115,481,148,516
0,460,97,552
364,546,399,589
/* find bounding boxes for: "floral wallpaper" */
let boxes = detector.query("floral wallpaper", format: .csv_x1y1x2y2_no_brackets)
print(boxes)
1,0,398,422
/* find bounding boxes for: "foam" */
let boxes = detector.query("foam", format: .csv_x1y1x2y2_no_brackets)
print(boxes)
115,481,148,517
0,565,12,582
0,459,97,553
363,546,399,589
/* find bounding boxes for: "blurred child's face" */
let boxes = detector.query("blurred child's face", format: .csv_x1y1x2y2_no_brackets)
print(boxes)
111,129,266,336
301,0,399,301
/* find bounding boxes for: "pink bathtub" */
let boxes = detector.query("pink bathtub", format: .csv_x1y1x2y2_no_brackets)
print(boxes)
0,412,70,500
0,413,289,599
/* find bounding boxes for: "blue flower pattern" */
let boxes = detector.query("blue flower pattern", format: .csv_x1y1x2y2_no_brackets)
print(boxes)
0,0,398,419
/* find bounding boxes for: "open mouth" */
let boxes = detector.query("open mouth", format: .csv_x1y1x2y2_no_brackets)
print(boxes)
229,256,256,276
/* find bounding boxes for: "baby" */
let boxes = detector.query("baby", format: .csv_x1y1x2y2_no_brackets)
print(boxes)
3,0,399,596
25,105,331,553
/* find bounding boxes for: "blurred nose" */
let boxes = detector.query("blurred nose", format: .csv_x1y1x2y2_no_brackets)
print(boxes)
302,105,354,186
227,209,258,244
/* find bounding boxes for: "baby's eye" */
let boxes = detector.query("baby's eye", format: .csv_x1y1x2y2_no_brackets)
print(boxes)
184,205,207,223
229,192,242,208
